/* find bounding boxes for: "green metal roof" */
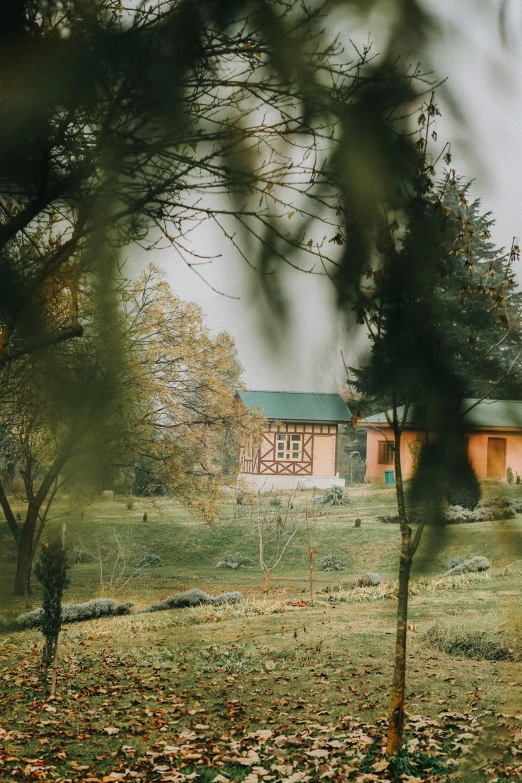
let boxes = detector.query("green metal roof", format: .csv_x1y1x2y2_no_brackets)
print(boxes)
364,398,522,429
238,390,352,422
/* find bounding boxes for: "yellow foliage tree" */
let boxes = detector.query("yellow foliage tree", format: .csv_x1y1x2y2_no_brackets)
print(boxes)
0,265,263,595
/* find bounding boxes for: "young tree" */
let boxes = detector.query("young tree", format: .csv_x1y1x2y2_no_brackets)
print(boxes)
34,539,70,698
352,98,522,754
254,493,301,592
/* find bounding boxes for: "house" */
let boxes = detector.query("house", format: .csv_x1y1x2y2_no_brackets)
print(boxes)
364,398,522,484
237,390,352,490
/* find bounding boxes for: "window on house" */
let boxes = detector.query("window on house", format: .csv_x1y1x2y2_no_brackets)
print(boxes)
378,440,394,464
276,434,302,460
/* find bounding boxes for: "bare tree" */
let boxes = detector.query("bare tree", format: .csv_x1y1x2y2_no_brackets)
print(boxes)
255,492,301,592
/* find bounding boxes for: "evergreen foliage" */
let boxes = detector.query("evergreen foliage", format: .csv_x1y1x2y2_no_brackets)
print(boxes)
139,589,242,614
320,554,345,571
34,541,70,697
18,598,133,630
445,460,481,509
445,555,490,576
321,486,350,505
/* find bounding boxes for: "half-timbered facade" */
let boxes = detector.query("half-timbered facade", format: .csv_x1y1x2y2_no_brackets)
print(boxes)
237,390,352,490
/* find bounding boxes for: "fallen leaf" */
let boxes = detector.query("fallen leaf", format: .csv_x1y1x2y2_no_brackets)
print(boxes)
306,748,329,758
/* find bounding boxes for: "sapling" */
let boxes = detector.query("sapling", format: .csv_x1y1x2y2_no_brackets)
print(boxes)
255,491,301,592
305,508,318,605
34,539,70,698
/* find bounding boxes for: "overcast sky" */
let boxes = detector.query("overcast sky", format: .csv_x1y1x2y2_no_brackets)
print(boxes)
132,1,522,393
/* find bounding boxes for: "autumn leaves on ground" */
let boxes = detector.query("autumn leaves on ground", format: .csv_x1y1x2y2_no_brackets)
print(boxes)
1,486,522,782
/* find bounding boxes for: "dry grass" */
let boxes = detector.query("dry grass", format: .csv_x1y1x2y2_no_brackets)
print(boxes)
425,611,522,661
321,570,492,604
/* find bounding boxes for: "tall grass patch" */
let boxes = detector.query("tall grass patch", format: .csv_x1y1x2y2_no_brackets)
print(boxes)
425,612,522,661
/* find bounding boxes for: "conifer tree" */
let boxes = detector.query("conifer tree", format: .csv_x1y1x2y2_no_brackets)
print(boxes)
34,540,70,698
351,97,522,754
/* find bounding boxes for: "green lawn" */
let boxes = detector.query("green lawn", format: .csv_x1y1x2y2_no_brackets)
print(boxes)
1,484,522,781
2,482,521,610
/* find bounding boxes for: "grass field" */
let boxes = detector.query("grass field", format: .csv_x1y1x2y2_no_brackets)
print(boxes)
1,484,522,781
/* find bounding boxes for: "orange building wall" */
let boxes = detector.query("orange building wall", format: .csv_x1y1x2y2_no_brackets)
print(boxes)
366,427,425,484
468,431,522,480
366,426,522,483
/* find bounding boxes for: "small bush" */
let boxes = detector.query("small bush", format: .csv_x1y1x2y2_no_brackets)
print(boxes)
425,615,521,661
447,556,465,570
236,491,245,505
139,588,242,613
216,553,253,570
320,554,345,572
18,598,133,629
489,505,516,521
136,553,162,568
321,486,351,506
443,499,516,524
354,518,362,527
72,548,91,564
445,462,481,510
445,555,490,577
442,505,489,524
377,513,400,524
354,571,381,587
507,466,514,485
269,495,282,507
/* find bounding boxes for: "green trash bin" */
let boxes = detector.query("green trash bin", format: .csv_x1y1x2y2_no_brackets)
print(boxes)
384,470,395,485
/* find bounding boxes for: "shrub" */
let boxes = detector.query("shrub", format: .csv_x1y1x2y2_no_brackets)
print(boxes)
445,555,490,577
139,588,242,613
236,491,245,505
354,571,381,587
136,553,162,568
354,518,362,527
445,462,481,510
442,505,490,524
447,556,465,571
507,466,514,485
321,486,350,506
216,553,253,570
425,615,521,661
488,504,516,521
72,548,91,564
320,554,345,571
269,495,282,507
443,500,516,524
18,598,133,629
377,513,400,524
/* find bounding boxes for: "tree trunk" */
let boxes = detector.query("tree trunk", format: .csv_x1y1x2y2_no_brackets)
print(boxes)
386,529,412,755
13,505,38,596
386,422,413,755
51,633,60,697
